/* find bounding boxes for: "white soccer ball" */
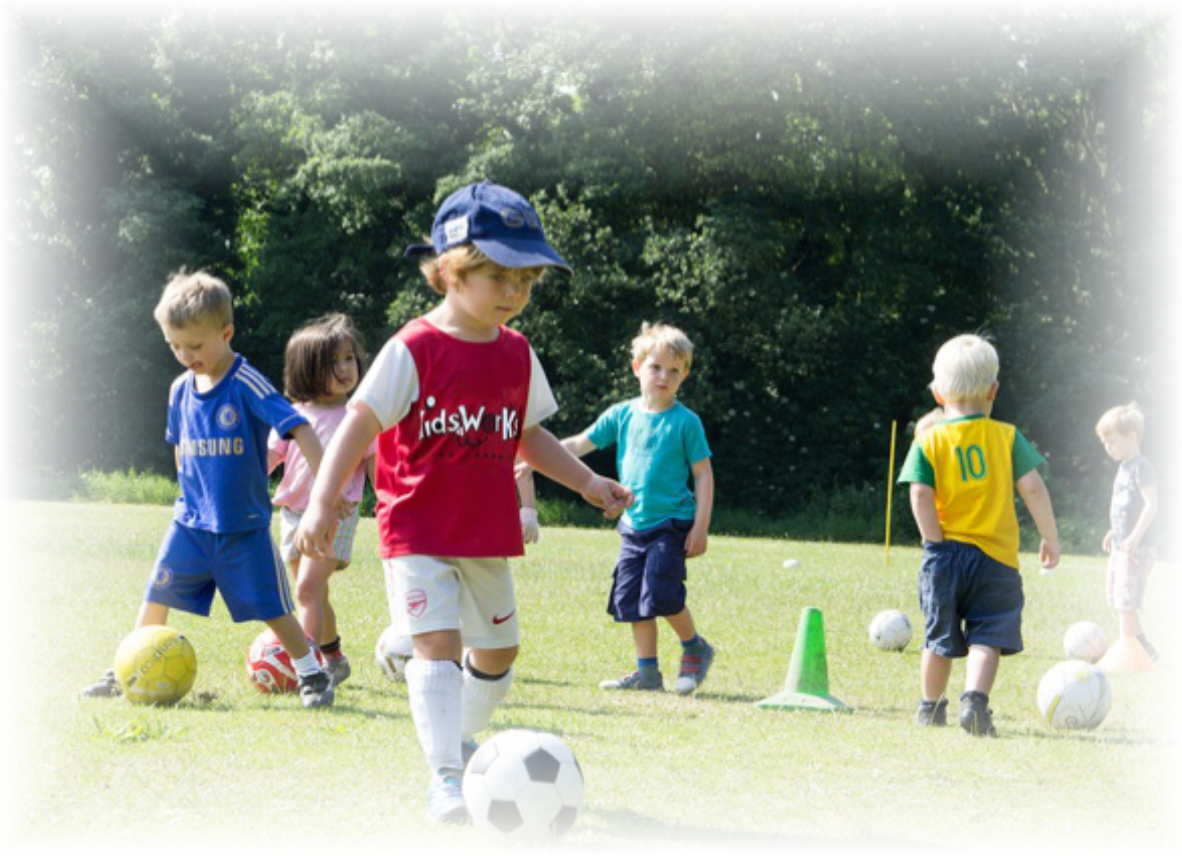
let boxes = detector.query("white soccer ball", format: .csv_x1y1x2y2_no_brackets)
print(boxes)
869,609,912,651
463,729,584,843
374,626,413,681
1037,660,1113,730
1063,621,1108,664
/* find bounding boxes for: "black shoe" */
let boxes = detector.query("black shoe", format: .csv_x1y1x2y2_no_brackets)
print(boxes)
916,698,948,726
1137,635,1160,661
959,691,997,737
81,668,122,699
298,670,335,708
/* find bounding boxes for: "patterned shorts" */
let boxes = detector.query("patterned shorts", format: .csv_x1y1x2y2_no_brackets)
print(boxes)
278,505,361,569
1106,548,1156,611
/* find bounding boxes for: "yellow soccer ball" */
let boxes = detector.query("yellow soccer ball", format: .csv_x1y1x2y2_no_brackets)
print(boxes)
113,625,198,705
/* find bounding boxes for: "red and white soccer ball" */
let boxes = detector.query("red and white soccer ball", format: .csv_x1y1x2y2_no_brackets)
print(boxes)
246,628,323,693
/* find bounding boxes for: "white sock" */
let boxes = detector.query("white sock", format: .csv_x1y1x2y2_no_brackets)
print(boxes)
292,651,323,677
461,660,514,742
406,659,464,773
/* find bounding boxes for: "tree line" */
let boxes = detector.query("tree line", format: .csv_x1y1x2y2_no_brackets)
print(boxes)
11,3,1177,542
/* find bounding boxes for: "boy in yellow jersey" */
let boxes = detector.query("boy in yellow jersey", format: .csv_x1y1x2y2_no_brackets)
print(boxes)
898,334,1060,736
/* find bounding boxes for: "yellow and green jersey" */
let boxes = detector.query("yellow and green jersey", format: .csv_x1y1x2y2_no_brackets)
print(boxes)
897,414,1045,569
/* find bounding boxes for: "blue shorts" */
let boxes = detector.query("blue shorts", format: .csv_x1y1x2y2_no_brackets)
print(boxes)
146,521,295,623
607,518,692,622
918,540,1024,658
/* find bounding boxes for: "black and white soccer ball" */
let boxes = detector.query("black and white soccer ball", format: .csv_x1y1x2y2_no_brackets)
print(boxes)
462,729,584,843
869,609,912,651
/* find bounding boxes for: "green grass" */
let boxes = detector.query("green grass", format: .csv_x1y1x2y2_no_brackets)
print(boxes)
9,501,1181,854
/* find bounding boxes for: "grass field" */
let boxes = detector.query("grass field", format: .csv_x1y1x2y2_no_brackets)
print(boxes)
7,500,1181,855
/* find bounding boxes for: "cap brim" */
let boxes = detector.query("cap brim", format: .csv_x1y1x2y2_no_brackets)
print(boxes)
404,242,435,259
474,237,573,276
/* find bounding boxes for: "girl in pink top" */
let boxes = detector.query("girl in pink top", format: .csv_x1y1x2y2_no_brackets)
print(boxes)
269,314,374,688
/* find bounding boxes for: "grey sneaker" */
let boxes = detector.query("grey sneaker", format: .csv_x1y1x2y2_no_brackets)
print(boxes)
298,670,335,708
325,654,352,688
600,669,664,691
959,691,997,737
674,641,715,695
916,698,948,726
81,668,122,699
427,769,468,824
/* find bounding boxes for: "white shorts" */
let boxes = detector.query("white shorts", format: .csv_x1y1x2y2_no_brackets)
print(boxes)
279,505,361,569
383,555,519,650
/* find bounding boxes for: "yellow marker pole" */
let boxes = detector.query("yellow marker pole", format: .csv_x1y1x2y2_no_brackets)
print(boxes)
885,420,898,565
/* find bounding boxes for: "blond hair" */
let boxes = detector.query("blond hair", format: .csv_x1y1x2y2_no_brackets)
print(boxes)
914,406,946,436
154,269,233,330
418,244,546,296
1096,402,1145,441
631,322,694,368
930,334,998,402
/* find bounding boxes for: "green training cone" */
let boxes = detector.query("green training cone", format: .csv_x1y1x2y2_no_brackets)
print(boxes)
756,606,849,712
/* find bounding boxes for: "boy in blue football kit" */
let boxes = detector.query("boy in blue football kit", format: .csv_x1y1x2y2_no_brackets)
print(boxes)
83,270,337,707
560,322,715,695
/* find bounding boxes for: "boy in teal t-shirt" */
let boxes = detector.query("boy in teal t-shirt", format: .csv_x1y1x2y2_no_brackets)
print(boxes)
561,323,715,695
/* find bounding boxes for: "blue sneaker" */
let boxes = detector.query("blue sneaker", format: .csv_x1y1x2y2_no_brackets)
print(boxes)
461,739,479,767
599,669,663,691
674,641,715,695
427,769,468,824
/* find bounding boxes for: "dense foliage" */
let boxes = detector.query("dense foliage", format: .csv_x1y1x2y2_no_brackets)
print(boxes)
10,4,1177,538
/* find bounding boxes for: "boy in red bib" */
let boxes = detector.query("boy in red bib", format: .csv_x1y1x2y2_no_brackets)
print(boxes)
296,182,631,823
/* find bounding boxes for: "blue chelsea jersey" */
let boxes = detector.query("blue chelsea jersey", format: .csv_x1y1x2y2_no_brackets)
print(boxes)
166,354,306,533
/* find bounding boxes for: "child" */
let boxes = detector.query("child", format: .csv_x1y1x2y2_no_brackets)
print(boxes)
560,322,715,696
1095,402,1159,660
294,181,632,824
82,270,336,708
269,313,375,687
897,334,1059,736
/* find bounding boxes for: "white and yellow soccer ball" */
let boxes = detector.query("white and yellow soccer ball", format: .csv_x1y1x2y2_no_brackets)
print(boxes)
869,609,913,651
374,626,413,681
1037,660,1113,730
1063,621,1108,664
463,729,584,843
113,625,198,705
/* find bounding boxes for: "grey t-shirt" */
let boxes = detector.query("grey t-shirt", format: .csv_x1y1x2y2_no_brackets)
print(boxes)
1110,454,1157,547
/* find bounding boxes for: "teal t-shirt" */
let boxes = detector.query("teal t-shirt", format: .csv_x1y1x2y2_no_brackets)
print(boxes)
586,399,712,531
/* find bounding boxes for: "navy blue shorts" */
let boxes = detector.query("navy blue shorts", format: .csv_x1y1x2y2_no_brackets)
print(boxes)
607,518,692,622
145,521,295,622
918,540,1024,658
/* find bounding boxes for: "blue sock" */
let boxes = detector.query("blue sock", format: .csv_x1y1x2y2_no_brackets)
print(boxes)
681,634,705,652
637,657,659,674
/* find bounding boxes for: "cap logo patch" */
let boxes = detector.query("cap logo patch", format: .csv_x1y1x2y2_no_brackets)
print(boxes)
501,208,526,229
443,216,469,244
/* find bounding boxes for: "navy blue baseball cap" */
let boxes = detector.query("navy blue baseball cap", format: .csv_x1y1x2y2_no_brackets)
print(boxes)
404,181,572,275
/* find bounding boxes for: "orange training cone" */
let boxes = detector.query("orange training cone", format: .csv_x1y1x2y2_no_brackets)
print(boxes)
1097,635,1156,672
757,606,849,712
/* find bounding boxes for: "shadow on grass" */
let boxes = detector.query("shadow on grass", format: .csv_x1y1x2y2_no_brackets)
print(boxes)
564,808,969,856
